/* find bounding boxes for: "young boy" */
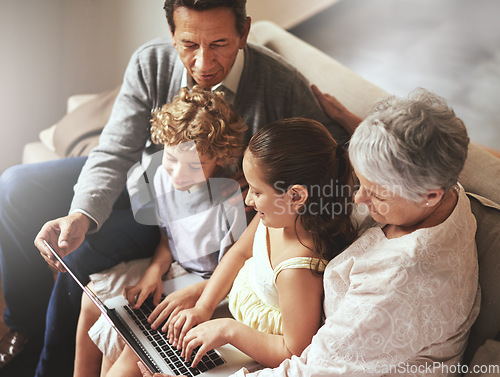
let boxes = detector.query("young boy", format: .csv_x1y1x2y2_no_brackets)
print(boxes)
73,86,248,377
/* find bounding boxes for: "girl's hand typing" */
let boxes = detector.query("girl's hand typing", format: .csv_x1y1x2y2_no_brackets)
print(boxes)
148,281,206,331
181,318,233,368
167,305,212,347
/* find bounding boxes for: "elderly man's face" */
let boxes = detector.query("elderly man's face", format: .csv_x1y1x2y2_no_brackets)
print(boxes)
171,7,250,89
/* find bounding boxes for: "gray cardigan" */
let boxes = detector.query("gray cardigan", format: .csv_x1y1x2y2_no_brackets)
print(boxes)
71,37,348,230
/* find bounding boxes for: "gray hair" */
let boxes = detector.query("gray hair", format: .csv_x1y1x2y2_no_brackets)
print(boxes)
348,88,469,202
163,0,247,36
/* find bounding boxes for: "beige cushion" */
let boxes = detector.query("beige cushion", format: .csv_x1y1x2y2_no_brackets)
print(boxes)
463,193,500,365
460,143,500,365
53,86,120,158
460,143,500,206
459,141,500,366
38,125,57,152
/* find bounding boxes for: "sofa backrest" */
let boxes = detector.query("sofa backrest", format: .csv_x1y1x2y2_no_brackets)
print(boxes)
249,20,500,366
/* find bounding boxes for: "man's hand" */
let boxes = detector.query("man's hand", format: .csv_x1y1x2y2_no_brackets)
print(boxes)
34,212,91,272
311,84,362,135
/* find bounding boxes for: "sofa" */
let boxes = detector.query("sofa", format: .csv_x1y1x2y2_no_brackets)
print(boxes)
22,20,500,372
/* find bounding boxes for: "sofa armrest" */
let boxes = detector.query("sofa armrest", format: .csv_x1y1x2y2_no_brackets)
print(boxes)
22,90,117,165
22,141,60,164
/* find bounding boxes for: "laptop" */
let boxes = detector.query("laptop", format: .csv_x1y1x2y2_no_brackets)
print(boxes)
44,240,260,376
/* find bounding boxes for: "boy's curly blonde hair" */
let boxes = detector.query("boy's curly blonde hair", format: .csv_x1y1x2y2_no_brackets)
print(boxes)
150,86,247,167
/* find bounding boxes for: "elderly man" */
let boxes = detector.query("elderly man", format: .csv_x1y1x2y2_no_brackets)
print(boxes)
0,0,347,376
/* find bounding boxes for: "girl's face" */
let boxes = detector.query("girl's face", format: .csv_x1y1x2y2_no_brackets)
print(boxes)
354,171,429,227
162,143,220,191
243,152,295,228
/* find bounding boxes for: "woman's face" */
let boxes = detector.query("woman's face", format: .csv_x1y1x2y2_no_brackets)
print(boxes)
354,171,428,227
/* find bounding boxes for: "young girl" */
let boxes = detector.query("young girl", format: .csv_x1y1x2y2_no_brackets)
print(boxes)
73,86,248,377
166,118,358,369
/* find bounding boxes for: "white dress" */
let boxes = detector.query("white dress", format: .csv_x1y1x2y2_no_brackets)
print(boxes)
233,185,480,377
228,220,327,335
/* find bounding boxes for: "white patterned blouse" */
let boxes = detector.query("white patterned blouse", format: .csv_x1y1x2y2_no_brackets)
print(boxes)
234,185,480,377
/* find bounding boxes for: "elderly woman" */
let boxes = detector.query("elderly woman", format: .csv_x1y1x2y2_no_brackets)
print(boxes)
138,89,480,377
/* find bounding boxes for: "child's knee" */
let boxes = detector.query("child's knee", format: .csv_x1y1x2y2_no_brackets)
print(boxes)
80,283,100,320
106,346,142,377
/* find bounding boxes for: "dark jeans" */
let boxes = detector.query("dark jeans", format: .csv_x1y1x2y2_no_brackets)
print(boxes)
0,158,159,376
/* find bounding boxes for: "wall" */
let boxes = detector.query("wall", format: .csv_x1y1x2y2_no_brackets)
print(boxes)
0,0,167,173
0,0,335,173
247,0,339,29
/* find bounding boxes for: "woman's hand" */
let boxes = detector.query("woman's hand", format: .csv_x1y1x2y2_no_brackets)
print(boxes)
123,264,165,309
148,281,206,331
166,305,213,348
181,318,233,367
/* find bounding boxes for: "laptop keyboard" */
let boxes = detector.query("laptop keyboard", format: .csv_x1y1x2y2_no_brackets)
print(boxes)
124,296,225,376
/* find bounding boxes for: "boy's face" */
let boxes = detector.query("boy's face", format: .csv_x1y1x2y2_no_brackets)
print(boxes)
162,143,220,191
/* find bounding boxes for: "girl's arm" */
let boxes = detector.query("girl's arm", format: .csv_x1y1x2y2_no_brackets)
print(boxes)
123,234,173,309
182,267,324,368
167,215,259,344
272,267,324,357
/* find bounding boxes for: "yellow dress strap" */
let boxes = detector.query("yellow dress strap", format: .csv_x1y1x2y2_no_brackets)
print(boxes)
272,257,328,285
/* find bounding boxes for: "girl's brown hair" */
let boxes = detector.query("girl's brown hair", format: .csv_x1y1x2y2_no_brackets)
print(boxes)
151,86,247,166
247,118,357,271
